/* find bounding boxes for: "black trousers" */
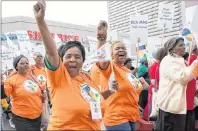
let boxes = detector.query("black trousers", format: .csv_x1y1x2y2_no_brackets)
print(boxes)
138,89,148,109
156,109,186,131
185,110,195,131
12,113,41,131
195,107,198,120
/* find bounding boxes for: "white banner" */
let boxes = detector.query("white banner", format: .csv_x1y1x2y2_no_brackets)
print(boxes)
1,47,14,71
157,2,174,29
34,44,45,56
16,30,35,64
5,33,19,58
87,36,97,55
5,33,18,51
16,30,30,42
82,42,111,72
130,15,148,56
188,6,198,34
108,30,118,41
16,30,33,52
147,37,161,57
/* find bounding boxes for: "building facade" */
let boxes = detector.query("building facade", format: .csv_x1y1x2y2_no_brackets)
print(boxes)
1,16,131,70
1,16,99,70
1,16,97,49
107,1,186,39
1,16,129,55
107,1,198,57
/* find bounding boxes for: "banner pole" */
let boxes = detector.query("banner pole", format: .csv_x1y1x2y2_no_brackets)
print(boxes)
136,38,140,68
161,24,166,47
188,36,194,65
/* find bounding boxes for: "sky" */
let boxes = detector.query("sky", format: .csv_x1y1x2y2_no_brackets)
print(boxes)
2,1,108,26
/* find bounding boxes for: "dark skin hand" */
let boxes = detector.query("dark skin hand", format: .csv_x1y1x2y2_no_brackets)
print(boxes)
97,20,108,42
131,68,138,75
101,77,148,100
101,80,118,99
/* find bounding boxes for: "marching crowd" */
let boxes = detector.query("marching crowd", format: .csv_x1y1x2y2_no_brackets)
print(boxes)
1,0,198,131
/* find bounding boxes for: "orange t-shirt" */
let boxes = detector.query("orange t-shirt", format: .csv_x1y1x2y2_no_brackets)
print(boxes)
45,58,105,130
4,74,42,119
91,62,143,126
30,65,47,90
9,66,47,90
9,70,17,77
90,65,101,90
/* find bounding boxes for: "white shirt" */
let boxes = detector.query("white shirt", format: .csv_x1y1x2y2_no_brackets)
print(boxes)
157,55,196,114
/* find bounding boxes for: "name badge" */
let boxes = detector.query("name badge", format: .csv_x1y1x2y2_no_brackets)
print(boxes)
126,73,143,90
90,102,102,120
80,84,102,121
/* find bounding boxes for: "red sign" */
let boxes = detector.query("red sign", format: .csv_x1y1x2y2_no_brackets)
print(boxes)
27,30,79,42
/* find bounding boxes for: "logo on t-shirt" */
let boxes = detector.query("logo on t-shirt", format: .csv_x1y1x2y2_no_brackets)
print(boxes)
80,84,101,103
37,75,46,86
126,73,142,90
24,80,39,93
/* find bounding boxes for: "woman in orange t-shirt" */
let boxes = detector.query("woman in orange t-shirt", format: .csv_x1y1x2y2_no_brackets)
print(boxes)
33,1,116,130
32,52,47,88
1,55,43,131
91,21,146,131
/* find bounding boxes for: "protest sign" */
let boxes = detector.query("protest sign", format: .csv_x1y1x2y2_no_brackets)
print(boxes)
157,2,174,29
16,30,35,64
1,47,14,71
87,36,97,55
16,30,33,52
130,15,148,66
5,33,18,50
188,6,198,34
130,15,148,55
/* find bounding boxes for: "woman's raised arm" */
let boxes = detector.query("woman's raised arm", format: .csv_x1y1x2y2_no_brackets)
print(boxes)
33,0,59,68
97,20,109,70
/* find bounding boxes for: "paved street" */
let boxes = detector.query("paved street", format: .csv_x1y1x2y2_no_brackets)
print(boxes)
2,113,15,131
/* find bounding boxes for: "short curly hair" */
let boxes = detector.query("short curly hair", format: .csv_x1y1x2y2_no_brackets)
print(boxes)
58,41,86,62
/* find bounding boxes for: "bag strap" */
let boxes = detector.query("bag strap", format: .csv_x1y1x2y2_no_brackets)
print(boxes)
28,73,43,91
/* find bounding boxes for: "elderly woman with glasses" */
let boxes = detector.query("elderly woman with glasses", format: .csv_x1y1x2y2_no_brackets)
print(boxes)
156,37,198,131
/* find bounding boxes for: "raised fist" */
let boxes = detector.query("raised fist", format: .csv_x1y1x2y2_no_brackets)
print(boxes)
33,0,46,22
97,20,108,42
